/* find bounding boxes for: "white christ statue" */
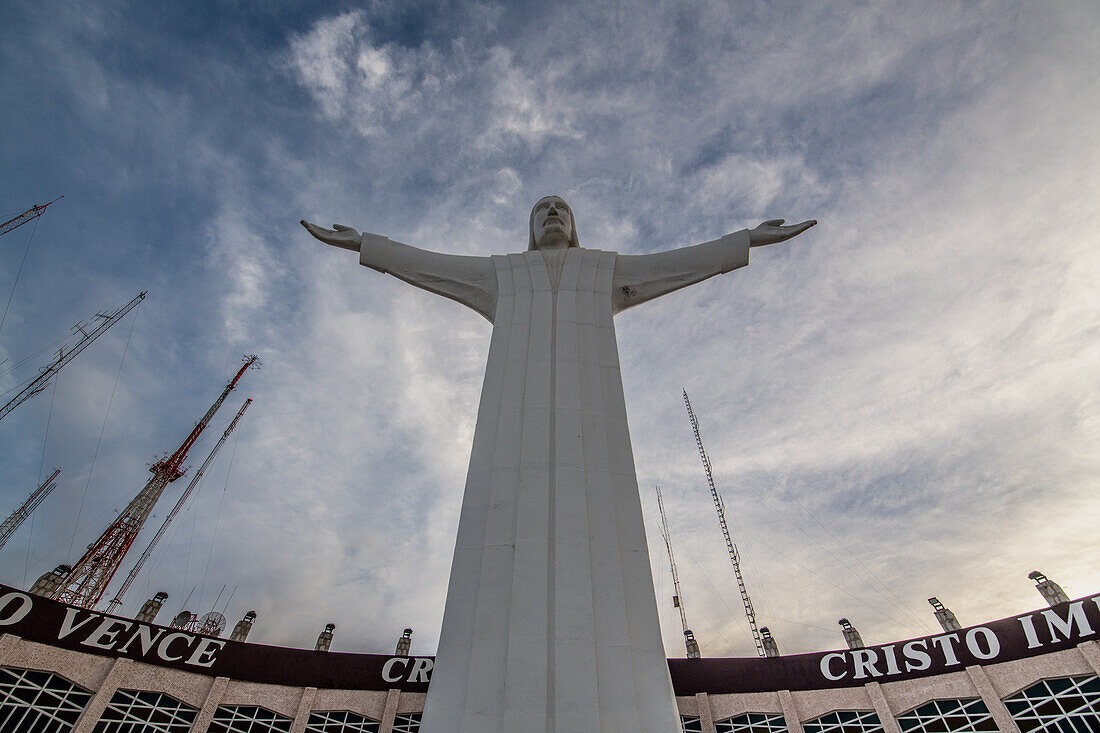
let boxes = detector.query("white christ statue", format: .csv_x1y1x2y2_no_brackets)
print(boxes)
302,198,814,733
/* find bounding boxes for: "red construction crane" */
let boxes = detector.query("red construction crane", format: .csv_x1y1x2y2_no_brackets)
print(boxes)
0,197,61,238
105,398,252,615
52,355,260,608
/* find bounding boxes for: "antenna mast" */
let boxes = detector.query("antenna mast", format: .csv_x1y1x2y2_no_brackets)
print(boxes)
52,355,259,608
655,485,701,658
105,398,252,615
0,468,61,550
682,389,766,657
0,197,62,238
0,292,146,422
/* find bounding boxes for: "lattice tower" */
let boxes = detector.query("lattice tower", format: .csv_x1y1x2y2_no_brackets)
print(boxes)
0,469,61,550
105,398,252,614
683,389,766,657
0,197,61,237
0,292,146,422
52,355,259,608
655,484,700,658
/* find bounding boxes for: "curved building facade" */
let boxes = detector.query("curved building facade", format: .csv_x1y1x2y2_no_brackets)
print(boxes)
0,584,1097,732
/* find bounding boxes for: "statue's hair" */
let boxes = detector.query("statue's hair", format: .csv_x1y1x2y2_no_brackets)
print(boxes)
529,196,580,250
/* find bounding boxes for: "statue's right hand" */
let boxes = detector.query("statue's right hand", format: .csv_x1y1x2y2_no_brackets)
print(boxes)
300,220,362,251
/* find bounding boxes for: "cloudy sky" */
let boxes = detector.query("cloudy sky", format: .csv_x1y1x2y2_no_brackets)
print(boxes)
0,0,1097,660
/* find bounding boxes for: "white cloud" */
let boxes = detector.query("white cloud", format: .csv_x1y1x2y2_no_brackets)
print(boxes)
289,11,363,119
203,204,288,345
290,14,583,148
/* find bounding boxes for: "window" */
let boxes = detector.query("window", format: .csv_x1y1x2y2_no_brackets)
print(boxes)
93,689,196,733
896,699,997,732
305,710,380,733
715,712,788,732
681,716,703,732
1004,675,1100,733
0,666,92,733
391,712,421,732
801,710,883,733
209,705,292,733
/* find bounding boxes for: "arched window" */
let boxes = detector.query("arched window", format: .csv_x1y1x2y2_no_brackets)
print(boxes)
209,705,292,733
715,712,788,732
801,710,883,733
895,699,997,732
305,710,381,733
392,712,421,732
1003,675,1100,732
0,666,92,733
93,689,196,733
680,716,703,732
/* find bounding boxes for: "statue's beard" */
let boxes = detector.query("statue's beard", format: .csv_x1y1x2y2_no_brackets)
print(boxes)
536,223,569,249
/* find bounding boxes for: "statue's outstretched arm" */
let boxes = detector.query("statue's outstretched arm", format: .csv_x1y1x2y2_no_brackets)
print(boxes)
611,219,815,313
301,221,362,250
301,220,497,322
746,219,817,247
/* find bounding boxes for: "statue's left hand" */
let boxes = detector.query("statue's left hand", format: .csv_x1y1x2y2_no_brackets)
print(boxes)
748,219,817,247
300,220,362,251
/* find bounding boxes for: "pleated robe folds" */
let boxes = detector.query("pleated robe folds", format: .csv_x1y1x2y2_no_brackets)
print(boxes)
356,233,751,733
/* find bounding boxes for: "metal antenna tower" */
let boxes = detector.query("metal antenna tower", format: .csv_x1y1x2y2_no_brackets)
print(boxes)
53,355,259,608
106,398,252,615
655,485,701,658
0,468,61,550
0,292,146,422
682,389,765,657
0,197,61,238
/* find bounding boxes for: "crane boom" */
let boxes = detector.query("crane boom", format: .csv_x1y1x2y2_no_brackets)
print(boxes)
106,398,252,614
655,485,689,633
0,469,61,550
52,355,259,608
150,355,258,482
683,389,765,657
656,485,701,658
0,292,146,422
0,197,61,238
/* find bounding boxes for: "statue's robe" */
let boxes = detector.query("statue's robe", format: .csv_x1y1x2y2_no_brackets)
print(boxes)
355,231,751,733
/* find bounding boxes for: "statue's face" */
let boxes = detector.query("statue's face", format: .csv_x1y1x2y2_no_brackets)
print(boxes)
531,196,575,250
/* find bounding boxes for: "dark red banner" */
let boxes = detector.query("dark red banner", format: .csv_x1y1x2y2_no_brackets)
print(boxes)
0,585,1096,693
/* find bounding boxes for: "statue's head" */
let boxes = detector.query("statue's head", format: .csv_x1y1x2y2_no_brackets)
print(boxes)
529,196,579,250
